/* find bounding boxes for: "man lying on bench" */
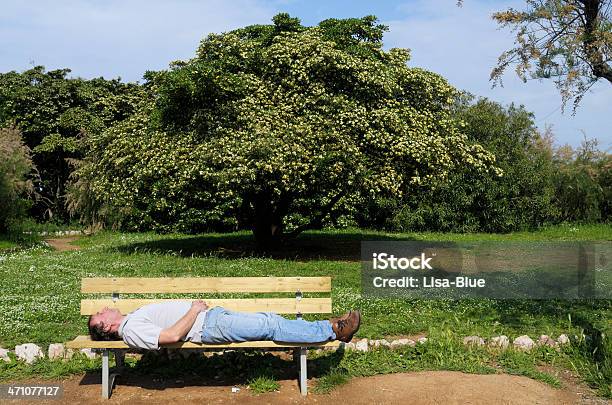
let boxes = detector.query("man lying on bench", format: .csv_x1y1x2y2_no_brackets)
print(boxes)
88,301,361,349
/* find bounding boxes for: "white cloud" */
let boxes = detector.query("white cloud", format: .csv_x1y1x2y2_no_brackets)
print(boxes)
0,0,274,81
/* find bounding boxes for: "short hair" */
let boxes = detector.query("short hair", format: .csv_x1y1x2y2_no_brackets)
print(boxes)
88,315,120,341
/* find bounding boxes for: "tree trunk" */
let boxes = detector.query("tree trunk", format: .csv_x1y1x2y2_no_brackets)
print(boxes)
252,193,285,251
253,216,284,251
582,0,612,83
251,190,346,250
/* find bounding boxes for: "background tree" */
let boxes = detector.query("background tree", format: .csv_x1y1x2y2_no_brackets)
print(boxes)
74,14,498,247
357,97,559,232
0,67,143,221
0,127,35,234
553,137,611,222
490,0,611,109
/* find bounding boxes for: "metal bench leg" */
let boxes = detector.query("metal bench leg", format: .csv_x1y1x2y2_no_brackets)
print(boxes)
101,350,119,399
102,350,110,399
299,347,307,396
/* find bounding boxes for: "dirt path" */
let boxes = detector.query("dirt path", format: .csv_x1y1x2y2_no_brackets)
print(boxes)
44,237,81,251
8,371,607,405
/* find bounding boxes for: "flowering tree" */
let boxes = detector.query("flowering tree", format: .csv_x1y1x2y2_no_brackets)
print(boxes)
77,15,497,247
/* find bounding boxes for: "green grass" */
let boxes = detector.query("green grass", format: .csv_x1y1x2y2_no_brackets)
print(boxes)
248,375,281,393
0,236,18,250
17,218,84,234
312,369,351,393
0,351,103,380
0,224,610,396
497,350,561,387
307,223,612,242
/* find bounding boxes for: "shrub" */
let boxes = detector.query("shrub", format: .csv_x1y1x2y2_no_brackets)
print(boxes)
360,98,559,233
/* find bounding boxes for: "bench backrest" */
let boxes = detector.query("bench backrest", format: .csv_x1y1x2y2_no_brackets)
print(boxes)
80,277,332,315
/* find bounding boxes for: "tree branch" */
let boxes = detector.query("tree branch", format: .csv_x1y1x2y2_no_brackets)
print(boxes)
284,190,347,238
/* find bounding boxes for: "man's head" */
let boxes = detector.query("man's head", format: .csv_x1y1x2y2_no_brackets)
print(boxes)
88,307,124,341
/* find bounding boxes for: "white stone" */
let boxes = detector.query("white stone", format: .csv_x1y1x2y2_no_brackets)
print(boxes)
538,335,557,347
0,348,10,362
368,339,391,348
390,338,415,349
47,343,65,360
15,343,44,364
80,348,98,359
513,335,534,351
355,339,369,352
489,335,510,349
64,348,76,360
378,339,391,347
341,342,356,351
557,334,570,345
417,337,428,344
463,336,485,346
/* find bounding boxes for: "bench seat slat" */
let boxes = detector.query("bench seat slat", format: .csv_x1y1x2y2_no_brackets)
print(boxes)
66,335,340,349
82,277,331,293
81,298,332,315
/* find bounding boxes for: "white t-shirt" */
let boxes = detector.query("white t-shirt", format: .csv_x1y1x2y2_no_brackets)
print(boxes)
118,302,207,349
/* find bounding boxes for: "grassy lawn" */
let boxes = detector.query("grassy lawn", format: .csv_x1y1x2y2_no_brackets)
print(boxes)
0,236,18,250
0,224,610,396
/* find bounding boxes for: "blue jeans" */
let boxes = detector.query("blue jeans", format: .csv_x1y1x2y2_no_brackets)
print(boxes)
200,307,336,343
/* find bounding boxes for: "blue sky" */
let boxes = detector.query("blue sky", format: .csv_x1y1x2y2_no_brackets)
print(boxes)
1,0,609,148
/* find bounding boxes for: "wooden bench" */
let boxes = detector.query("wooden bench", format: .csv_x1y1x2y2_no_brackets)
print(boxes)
66,277,339,399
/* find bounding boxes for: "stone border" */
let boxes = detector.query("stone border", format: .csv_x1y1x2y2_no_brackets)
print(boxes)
0,334,572,364
23,230,88,236
463,334,571,351
0,344,101,364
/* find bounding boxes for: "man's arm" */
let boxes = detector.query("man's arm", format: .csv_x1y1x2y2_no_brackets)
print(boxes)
158,300,208,345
